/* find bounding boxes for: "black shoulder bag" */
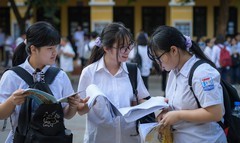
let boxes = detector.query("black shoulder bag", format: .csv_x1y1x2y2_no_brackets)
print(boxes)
10,66,73,143
126,63,156,133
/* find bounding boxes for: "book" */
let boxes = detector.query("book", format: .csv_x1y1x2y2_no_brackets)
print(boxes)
23,88,80,105
139,122,173,143
86,84,169,123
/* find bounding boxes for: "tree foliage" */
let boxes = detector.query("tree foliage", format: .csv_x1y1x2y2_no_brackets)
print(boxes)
9,0,66,35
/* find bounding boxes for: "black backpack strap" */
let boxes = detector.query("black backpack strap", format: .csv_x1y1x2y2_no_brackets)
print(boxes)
9,66,33,137
126,63,140,135
10,66,34,85
188,60,206,108
44,67,61,84
126,63,138,104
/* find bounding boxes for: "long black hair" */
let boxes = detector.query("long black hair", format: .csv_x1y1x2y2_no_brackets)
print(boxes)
137,32,148,46
12,21,60,66
148,25,216,68
87,22,134,65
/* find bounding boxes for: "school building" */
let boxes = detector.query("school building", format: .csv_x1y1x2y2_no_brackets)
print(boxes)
0,0,240,39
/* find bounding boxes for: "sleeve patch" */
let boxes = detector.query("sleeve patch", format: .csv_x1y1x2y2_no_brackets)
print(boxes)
201,77,214,91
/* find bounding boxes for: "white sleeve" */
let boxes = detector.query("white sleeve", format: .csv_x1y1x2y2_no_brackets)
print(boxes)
192,64,223,108
136,68,150,100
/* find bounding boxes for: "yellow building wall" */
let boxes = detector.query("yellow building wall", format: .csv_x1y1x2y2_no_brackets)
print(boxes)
170,6,193,25
90,6,113,32
91,7,113,21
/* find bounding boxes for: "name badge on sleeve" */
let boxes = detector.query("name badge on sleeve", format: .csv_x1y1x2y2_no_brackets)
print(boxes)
201,77,214,91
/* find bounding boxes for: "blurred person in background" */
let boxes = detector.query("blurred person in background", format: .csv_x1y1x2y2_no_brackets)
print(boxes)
203,38,214,60
0,28,5,63
58,37,75,78
196,36,206,51
83,31,98,67
211,35,232,82
230,37,240,84
136,32,152,89
74,25,85,66
15,32,26,47
4,34,14,68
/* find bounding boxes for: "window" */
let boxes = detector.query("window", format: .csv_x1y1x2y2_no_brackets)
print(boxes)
142,7,166,36
0,7,10,35
113,7,134,36
68,7,90,36
193,7,207,37
174,21,192,36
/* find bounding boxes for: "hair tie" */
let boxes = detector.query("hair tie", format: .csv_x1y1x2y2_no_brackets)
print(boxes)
95,37,102,47
184,35,192,52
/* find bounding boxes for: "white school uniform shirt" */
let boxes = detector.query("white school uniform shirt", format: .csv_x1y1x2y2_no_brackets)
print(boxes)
78,56,149,143
138,45,153,77
166,55,227,143
0,58,74,143
59,43,75,72
211,44,222,68
203,46,212,61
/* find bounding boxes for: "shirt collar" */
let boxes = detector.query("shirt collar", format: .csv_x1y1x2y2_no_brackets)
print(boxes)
173,55,198,78
22,56,50,75
96,56,128,74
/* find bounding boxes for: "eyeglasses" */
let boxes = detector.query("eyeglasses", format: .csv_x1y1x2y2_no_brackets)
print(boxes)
154,51,168,65
113,43,135,54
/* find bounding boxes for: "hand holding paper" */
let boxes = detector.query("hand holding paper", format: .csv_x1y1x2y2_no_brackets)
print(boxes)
23,88,82,104
85,84,169,123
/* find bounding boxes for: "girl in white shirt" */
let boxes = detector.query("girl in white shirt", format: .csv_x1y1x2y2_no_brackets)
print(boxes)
0,21,80,143
148,26,226,143
136,32,152,89
77,23,150,143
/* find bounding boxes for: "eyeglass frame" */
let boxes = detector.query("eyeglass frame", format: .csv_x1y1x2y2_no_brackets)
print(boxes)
154,51,169,65
112,42,135,54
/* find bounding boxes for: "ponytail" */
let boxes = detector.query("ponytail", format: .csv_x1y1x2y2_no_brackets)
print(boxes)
12,42,28,66
87,46,104,65
190,41,216,68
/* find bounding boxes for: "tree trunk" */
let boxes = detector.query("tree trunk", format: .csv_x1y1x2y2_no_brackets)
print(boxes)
216,0,230,36
9,0,32,34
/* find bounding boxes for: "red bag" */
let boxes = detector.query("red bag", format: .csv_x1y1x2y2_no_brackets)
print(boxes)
219,46,232,67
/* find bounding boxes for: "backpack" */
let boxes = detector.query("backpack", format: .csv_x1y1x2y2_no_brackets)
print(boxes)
10,66,73,143
188,60,240,143
219,45,232,67
131,46,142,69
126,63,156,133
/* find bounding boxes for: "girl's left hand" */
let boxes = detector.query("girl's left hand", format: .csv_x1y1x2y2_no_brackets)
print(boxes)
159,111,180,129
68,95,80,110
